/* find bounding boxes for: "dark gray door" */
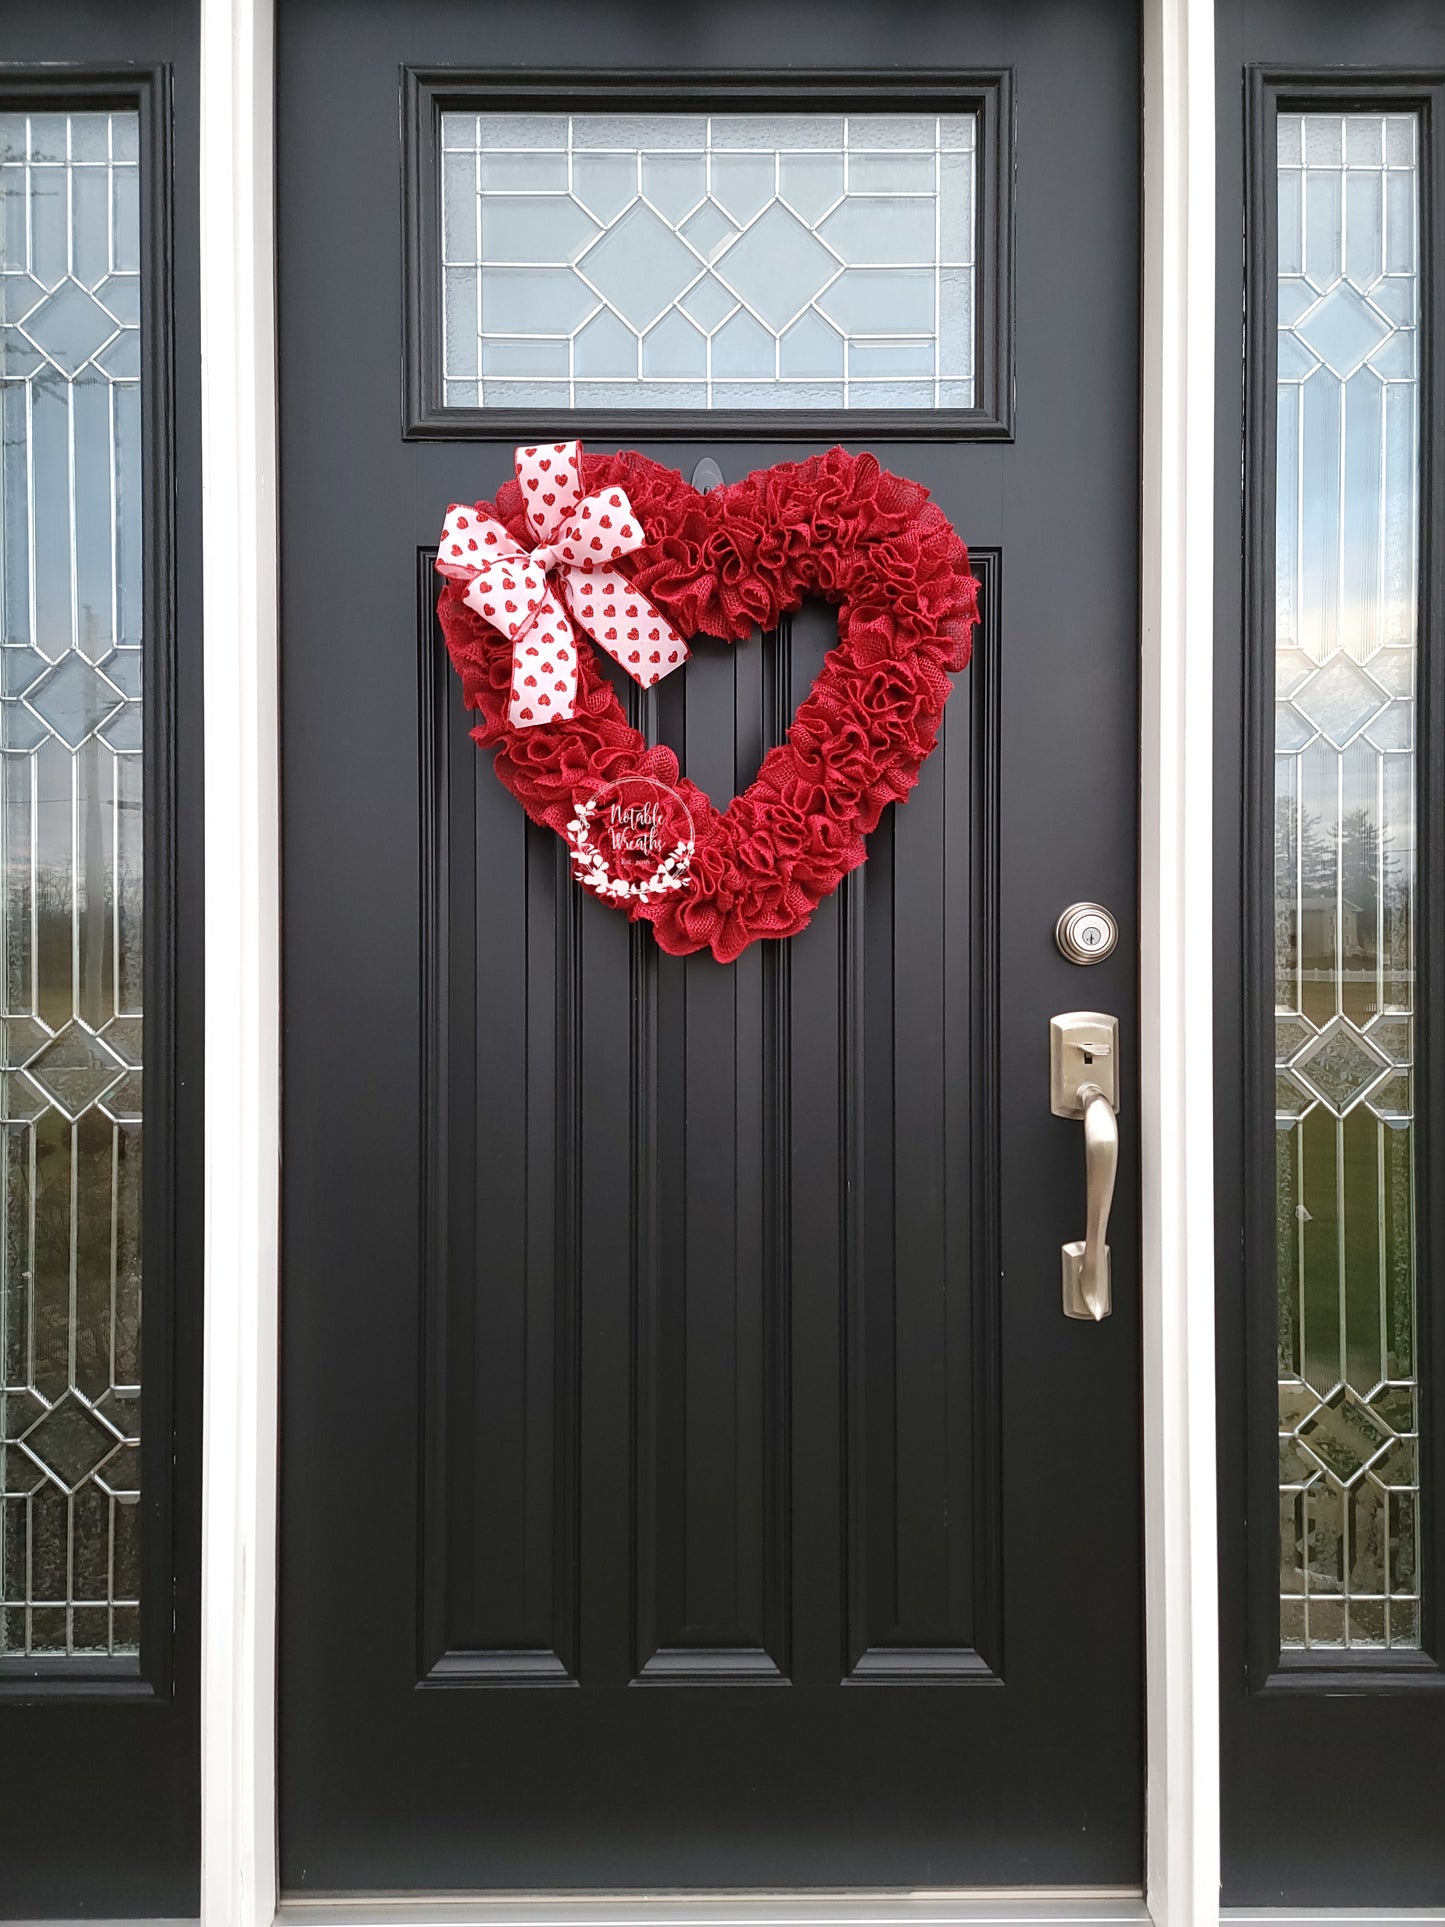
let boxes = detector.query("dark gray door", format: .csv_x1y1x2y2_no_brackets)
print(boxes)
278,0,1143,1894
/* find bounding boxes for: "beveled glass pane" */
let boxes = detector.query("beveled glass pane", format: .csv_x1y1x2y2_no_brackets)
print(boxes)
439,110,977,409
0,109,144,1660
1274,111,1421,1650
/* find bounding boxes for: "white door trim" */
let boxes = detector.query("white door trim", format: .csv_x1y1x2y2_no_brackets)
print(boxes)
1138,1,1221,1924
198,0,281,1920
194,1,1221,1923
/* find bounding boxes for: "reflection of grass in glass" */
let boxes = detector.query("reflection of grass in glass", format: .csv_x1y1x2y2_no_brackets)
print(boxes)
1276,1129,1299,1375
1291,1109,1413,1397
1275,1105,1420,1643
1,1079,141,1657
25,1111,141,1389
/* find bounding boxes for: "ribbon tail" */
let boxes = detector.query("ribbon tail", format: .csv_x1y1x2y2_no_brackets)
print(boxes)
561,569,689,691
467,582,579,729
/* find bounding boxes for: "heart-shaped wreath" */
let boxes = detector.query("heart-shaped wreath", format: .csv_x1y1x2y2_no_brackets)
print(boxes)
436,442,978,964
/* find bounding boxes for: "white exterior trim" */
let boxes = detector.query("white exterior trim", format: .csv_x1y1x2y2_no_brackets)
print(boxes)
198,0,280,1920
194,3,1220,1926
1139,1,1220,1925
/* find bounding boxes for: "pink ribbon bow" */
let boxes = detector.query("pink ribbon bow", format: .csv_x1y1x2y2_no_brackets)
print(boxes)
435,440,688,728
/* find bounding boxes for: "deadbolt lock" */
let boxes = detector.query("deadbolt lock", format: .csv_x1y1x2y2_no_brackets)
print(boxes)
1056,901,1119,965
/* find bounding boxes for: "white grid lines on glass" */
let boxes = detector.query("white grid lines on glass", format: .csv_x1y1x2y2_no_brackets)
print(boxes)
1274,112,1420,1651
0,110,144,1660
439,111,976,411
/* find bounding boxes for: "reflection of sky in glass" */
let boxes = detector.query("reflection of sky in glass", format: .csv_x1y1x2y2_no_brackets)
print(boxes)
1273,112,1421,1652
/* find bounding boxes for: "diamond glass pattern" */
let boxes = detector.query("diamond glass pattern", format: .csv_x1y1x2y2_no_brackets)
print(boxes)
21,1395,121,1490
1293,282,1393,377
1292,1019,1391,1115
1274,113,1421,1649
24,652,126,749
713,203,837,329
577,204,700,330
440,111,976,409
24,1023,126,1120
1297,1391,1391,1486
1294,652,1389,747
0,111,145,1660
21,277,122,376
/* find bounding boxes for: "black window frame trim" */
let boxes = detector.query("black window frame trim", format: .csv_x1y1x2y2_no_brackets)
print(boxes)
401,67,1015,443
1241,64,1445,1695
0,62,180,1702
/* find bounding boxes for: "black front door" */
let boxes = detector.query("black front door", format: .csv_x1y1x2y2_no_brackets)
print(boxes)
278,0,1143,1894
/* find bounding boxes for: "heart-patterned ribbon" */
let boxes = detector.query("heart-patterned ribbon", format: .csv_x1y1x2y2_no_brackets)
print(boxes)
435,440,688,727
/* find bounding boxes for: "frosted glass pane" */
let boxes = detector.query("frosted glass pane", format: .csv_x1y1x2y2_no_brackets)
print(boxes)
712,309,774,378
844,153,934,193
849,341,935,378
711,116,844,151
779,310,843,378
819,198,937,266
0,110,145,1661
641,154,706,223
1274,110,1422,1652
440,109,976,408
482,336,568,377
641,310,706,378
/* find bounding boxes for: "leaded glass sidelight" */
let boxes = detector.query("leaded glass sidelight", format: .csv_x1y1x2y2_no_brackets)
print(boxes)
438,111,977,409
1273,111,1421,1650
0,111,144,1658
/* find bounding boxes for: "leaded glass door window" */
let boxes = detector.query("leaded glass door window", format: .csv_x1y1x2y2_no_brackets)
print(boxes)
439,111,976,410
1272,109,1422,1652
404,76,1013,437
0,106,145,1661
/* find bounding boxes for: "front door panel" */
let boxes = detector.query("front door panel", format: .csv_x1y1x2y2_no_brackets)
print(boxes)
278,0,1142,1893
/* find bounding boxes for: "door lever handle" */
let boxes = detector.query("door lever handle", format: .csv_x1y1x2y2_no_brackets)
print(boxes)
1065,1083,1118,1320
1049,1012,1121,1322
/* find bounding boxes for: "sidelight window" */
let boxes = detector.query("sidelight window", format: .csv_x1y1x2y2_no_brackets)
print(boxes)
1270,108,1423,1652
0,108,146,1660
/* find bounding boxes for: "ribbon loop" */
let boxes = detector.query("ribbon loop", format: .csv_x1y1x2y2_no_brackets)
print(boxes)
436,439,688,726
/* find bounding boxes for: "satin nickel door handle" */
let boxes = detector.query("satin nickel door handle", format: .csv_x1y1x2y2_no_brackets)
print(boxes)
1064,1083,1118,1319
1050,1012,1121,1322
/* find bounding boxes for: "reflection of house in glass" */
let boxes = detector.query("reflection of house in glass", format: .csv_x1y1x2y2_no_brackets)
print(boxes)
1297,895,1363,969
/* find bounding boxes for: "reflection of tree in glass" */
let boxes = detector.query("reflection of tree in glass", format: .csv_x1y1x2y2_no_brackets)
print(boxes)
1275,798,1408,986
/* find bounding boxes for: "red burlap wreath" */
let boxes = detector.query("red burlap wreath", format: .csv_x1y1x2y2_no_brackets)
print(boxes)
437,446,979,964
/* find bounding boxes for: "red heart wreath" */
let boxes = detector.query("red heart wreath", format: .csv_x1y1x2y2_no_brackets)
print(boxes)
436,444,979,964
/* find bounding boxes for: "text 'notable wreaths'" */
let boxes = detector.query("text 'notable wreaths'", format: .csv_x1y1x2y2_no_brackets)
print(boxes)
436,441,979,964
